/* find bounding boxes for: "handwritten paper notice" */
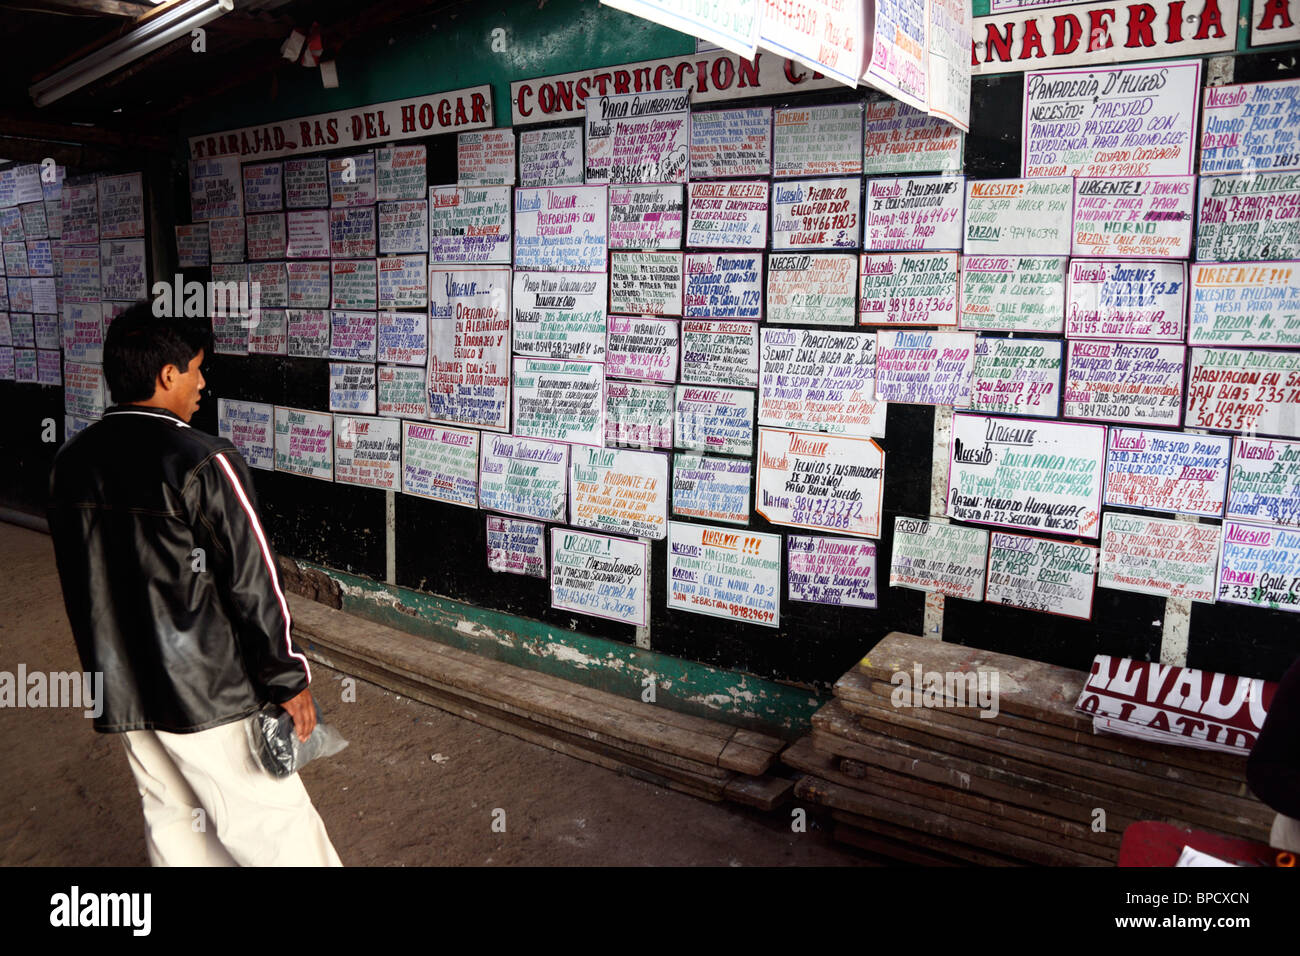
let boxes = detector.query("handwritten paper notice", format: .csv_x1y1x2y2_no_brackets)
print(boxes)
610,251,682,315
767,253,856,326
513,357,604,446
328,152,377,207
683,253,762,321
1217,521,1300,613
329,207,376,258
189,158,242,221
34,350,57,386
60,302,100,362
378,200,429,254
377,311,427,365
889,516,988,600
20,202,46,240
858,252,958,326
1099,512,1220,603
331,259,377,310
514,185,607,272
1190,262,1300,347
773,104,863,178
570,446,668,539
584,90,689,184
1065,341,1185,426
100,240,146,301
63,361,105,419
478,433,569,522
428,266,511,431
959,255,1067,332
675,385,755,456
1227,437,1300,527
429,186,512,264
608,185,683,249
1021,60,1202,178
519,126,584,188
876,329,975,405
329,310,377,362
606,315,679,382
333,415,401,491
0,208,22,243
986,532,1096,618
246,213,287,261
672,453,751,524
862,100,964,176
209,217,244,263
1066,259,1186,341
377,365,427,418
285,157,329,208
3,242,28,277
681,320,758,388
287,310,329,357
285,210,329,258
458,130,516,186
685,181,769,249
607,380,674,448
512,270,606,360
487,516,547,578
34,312,59,350
26,240,52,277
772,178,860,250
964,178,1073,255
328,362,377,414
666,520,779,627
758,327,883,437
948,413,1105,536
249,308,287,355
757,428,884,537
63,247,105,302
9,313,34,349
1196,173,1300,262
1102,426,1231,517
787,535,878,607
378,255,427,308
97,173,144,239
175,224,209,268
377,145,427,201
551,529,649,627
965,337,1063,417
1186,348,1300,437
403,418,480,504
863,175,964,250
1201,79,1300,175
242,163,283,213
286,261,330,308
863,0,927,109
274,407,333,481
690,108,772,179
1072,177,1194,258
218,399,275,472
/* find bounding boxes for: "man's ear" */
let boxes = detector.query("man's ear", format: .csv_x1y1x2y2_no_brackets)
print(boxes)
158,363,181,392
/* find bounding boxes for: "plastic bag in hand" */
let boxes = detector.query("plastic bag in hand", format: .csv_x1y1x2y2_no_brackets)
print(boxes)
245,699,348,778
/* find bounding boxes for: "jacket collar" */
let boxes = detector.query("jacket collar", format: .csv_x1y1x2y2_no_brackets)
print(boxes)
104,405,191,428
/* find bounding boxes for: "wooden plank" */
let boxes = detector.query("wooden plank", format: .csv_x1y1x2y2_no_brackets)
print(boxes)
831,821,963,866
722,775,794,810
785,738,1110,866
840,693,1269,819
845,706,1274,831
810,706,1271,842
292,596,778,770
846,633,1250,781
845,679,1255,797
717,740,776,776
303,641,728,801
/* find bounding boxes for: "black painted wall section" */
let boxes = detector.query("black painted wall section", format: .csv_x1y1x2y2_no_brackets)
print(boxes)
5,53,1299,691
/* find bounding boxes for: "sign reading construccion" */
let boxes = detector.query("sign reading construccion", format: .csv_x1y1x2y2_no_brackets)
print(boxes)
189,87,495,161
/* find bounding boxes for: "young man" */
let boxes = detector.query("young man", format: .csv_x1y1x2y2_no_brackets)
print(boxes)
48,302,342,866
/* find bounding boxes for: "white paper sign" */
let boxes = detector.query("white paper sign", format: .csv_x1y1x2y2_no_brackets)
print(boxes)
666,521,780,627
551,529,649,627
964,178,1073,255
889,516,988,600
756,427,884,538
512,357,605,446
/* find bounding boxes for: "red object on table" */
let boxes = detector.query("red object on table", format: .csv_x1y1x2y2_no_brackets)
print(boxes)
1119,821,1282,867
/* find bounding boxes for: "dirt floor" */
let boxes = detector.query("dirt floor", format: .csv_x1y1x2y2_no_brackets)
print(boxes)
0,522,864,867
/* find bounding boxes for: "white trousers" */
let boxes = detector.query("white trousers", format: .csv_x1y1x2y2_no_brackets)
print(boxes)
120,716,342,867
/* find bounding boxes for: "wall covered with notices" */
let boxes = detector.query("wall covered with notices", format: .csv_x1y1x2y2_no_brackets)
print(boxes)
7,0,1300,697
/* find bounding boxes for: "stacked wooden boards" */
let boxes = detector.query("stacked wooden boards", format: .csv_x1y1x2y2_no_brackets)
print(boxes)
287,594,792,809
784,633,1275,866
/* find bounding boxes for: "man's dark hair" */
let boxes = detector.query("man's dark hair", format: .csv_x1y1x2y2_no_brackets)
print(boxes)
103,301,211,403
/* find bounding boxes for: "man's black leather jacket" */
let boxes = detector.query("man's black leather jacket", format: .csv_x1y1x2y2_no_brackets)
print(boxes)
48,404,311,733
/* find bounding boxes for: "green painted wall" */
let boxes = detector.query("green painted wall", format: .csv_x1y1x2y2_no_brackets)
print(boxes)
181,0,695,139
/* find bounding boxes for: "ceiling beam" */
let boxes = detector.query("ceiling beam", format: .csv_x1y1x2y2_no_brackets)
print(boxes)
1,0,151,17
0,110,170,150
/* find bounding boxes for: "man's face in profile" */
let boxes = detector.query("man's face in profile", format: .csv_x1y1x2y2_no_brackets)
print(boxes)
175,349,205,422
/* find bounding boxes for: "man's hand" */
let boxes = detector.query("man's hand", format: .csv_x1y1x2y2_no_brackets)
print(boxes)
281,688,316,743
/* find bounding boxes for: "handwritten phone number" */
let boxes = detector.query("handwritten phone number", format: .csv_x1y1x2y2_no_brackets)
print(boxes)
672,590,776,622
